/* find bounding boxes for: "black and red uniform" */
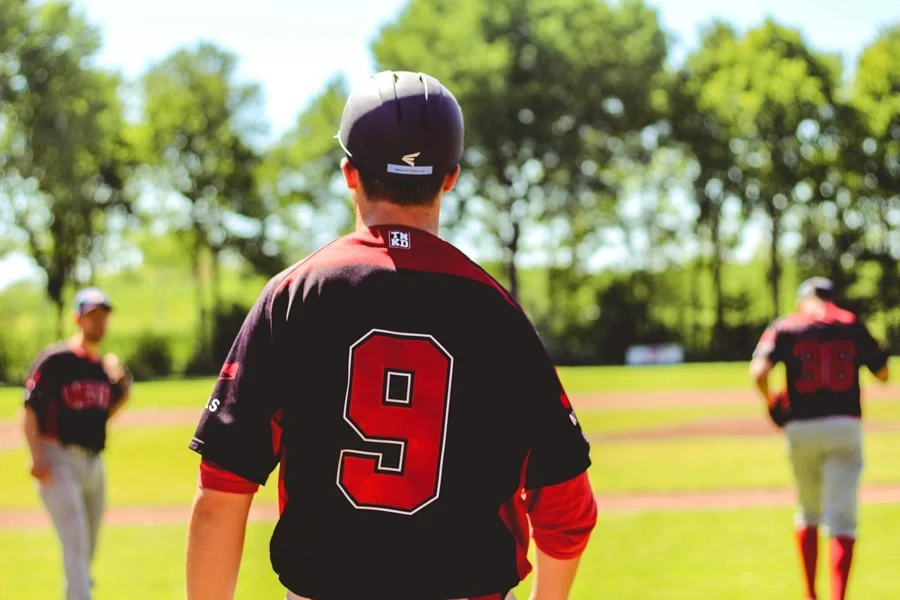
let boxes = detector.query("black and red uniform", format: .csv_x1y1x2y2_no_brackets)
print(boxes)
190,225,596,600
24,342,126,452
754,303,889,421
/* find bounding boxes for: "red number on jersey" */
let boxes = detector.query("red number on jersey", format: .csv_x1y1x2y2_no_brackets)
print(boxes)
792,339,857,394
337,330,453,515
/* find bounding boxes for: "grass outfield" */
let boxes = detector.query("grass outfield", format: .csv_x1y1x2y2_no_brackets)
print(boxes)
2,412,899,511
2,504,899,599
594,432,900,493
2,368,899,598
2,359,898,419
0,425,279,510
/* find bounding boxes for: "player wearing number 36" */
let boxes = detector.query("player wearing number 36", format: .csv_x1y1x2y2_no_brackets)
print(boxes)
750,277,889,600
186,71,597,600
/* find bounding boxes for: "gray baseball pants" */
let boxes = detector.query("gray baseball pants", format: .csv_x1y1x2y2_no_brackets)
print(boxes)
786,416,862,538
37,439,106,600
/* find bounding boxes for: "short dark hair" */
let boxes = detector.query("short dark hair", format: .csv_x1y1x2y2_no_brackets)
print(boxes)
357,168,446,207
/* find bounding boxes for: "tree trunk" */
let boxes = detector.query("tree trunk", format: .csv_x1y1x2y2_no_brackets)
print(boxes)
55,298,65,341
710,207,725,349
506,217,521,300
191,235,209,359
210,248,221,320
769,208,782,320
690,261,703,352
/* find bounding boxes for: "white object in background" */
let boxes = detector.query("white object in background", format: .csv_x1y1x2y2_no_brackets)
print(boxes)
625,344,685,366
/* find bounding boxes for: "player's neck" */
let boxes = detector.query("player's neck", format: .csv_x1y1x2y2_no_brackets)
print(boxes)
799,300,832,319
70,333,101,359
355,199,441,236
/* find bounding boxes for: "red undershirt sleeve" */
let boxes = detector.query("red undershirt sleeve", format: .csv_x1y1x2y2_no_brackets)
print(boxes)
525,471,597,560
198,458,260,495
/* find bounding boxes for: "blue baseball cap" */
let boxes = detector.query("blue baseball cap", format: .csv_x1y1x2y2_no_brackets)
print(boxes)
73,287,113,316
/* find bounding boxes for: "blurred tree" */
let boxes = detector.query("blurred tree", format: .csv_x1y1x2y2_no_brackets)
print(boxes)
0,0,132,335
853,25,900,345
258,75,353,258
699,20,841,319
137,43,271,361
793,103,868,296
372,0,668,300
668,22,745,351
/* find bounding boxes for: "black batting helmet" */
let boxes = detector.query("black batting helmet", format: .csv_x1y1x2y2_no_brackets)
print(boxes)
335,71,464,181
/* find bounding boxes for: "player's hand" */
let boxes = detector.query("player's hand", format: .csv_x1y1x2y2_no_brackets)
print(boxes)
30,460,51,483
768,389,791,428
103,353,126,384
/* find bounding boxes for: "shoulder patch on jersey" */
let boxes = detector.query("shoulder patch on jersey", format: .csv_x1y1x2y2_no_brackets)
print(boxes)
218,362,240,381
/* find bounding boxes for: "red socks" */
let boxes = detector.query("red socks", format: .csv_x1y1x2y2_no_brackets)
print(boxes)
795,526,819,599
830,536,855,600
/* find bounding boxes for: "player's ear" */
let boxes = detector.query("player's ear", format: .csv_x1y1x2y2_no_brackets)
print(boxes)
341,157,360,191
442,164,461,193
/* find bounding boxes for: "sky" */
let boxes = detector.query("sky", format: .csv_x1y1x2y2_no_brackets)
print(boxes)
1,0,898,288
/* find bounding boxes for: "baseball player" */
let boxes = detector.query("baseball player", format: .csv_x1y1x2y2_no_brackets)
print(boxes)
186,71,597,600
21,287,132,600
750,277,889,600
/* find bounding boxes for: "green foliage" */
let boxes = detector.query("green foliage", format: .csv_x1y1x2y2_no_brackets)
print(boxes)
373,0,668,298
136,42,277,361
126,332,175,381
259,76,354,254
853,27,900,347
1,0,900,366
0,0,133,333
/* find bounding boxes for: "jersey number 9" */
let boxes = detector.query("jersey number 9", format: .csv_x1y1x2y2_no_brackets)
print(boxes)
337,330,453,515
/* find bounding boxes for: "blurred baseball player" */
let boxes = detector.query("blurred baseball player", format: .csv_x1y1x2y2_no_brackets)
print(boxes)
186,71,597,600
21,287,132,600
750,277,889,600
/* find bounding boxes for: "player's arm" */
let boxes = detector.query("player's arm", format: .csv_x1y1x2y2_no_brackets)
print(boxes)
749,357,774,401
187,461,259,600
514,315,596,598
21,355,54,482
186,277,286,599
750,323,783,403
525,472,597,600
856,322,890,383
105,354,132,419
21,405,50,482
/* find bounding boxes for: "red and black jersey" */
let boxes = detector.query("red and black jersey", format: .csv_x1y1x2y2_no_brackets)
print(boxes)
23,341,124,452
189,225,592,600
753,304,889,421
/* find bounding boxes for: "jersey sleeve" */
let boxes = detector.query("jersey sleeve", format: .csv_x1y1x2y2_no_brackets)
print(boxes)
516,319,592,491
525,471,597,559
753,322,787,363
23,350,58,415
855,321,889,374
188,278,287,485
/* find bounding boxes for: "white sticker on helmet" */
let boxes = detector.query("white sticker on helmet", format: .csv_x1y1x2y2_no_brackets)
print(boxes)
387,164,434,175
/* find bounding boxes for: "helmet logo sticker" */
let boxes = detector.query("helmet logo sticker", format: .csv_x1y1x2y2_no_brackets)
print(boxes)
402,152,421,167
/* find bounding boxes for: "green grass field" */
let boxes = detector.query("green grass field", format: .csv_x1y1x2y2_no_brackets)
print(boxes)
1,363,898,599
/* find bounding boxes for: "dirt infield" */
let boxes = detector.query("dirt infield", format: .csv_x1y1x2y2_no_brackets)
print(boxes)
574,384,899,410
0,407,201,451
588,415,900,443
1,386,896,451
3,484,900,530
